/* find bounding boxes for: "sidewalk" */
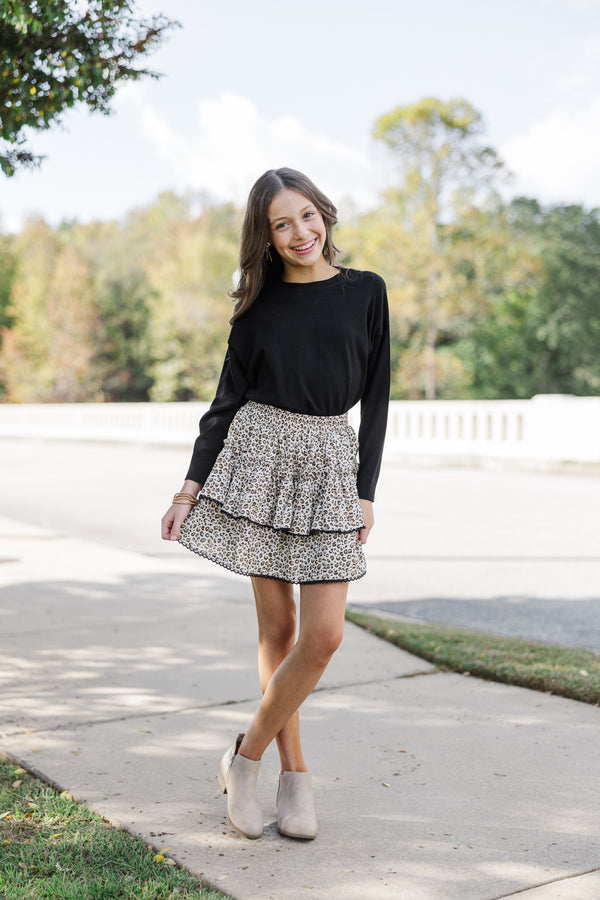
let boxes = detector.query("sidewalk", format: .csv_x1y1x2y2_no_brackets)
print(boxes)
1,514,599,900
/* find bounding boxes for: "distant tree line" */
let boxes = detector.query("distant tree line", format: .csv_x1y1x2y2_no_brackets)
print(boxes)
0,194,240,401
0,99,599,402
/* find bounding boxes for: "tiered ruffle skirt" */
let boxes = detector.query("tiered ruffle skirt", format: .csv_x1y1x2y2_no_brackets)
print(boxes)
178,401,366,583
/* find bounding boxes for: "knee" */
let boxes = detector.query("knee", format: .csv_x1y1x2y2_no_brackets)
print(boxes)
258,612,296,654
303,627,344,668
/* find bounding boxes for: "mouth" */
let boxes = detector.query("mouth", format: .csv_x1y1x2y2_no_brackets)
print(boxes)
292,238,318,255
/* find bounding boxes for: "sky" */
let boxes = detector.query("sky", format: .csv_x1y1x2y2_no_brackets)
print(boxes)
2,0,600,233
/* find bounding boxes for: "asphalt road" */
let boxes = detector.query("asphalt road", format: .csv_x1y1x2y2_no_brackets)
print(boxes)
2,437,599,652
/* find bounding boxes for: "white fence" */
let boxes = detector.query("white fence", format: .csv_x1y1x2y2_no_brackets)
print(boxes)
382,395,600,463
0,395,599,463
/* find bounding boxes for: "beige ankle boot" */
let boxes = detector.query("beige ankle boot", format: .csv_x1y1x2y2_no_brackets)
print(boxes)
218,733,263,839
276,771,317,839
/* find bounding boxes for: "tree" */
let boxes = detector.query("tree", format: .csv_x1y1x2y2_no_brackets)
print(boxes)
0,193,243,404
0,0,177,175
0,220,104,401
80,219,156,401
45,243,99,400
534,203,600,394
460,199,600,397
0,217,60,400
0,234,16,337
373,97,506,398
92,267,155,400
137,195,241,401
338,204,438,398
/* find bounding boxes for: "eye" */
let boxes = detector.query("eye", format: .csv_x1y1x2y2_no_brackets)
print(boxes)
303,210,315,219
275,221,288,230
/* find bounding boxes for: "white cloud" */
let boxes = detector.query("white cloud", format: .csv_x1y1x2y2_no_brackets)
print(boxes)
135,92,382,210
501,98,600,206
568,0,600,9
554,32,600,102
584,34,600,57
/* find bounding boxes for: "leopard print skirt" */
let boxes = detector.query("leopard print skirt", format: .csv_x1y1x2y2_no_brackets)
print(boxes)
178,401,366,584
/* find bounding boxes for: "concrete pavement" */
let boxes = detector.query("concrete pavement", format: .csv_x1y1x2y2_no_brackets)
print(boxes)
1,438,599,651
1,511,600,899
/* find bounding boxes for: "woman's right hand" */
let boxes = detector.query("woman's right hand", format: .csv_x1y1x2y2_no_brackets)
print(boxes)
161,502,193,541
161,481,202,541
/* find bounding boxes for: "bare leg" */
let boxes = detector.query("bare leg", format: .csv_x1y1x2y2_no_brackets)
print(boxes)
239,580,348,762
251,576,307,773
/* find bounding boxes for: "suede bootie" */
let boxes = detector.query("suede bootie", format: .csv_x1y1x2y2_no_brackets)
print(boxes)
276,771,317,839
218,733,263,839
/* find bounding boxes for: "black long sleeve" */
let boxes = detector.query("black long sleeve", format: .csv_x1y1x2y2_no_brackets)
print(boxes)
356,289,390,500
185,268,390,500
185,344,249,485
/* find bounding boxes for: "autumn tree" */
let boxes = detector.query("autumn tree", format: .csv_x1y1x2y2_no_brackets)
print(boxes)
372,97,506,398
45,243,99,400
2,191,598,404
132,194,240,401
0,217,60,399
0,0,177,175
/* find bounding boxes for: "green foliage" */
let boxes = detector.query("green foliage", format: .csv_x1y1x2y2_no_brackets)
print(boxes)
93,267,155,401
534,204,600,394
373,97,504,201
0,92,599,403
457,199,600,397
0,194,240,402
0,0,178,175
346,610,600,706
371,97,507,398
0,217,61,400
0,234,17,333
139,197,239,401
0,755,228,899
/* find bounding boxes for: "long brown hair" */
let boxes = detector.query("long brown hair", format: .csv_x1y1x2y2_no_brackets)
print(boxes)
229,168,340,323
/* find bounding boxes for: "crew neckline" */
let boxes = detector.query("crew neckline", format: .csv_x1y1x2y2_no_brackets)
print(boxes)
280,267,344,287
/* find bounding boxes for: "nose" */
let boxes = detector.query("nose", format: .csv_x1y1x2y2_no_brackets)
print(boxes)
293,219,310,239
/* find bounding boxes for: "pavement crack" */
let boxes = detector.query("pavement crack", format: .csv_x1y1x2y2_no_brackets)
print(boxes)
313,668,439,694
488,865,600,899
1,671,439,738
1,697,261,737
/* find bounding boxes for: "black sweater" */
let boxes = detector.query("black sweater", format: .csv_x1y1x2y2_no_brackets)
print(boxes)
185,267,390,501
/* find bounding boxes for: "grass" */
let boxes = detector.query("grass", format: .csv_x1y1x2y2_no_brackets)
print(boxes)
346,609,600,705
0,755,229,900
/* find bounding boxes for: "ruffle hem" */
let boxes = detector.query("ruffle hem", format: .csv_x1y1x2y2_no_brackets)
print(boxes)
178,401,367,584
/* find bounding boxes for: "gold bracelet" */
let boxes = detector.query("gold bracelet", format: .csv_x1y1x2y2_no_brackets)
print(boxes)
172,492,199,506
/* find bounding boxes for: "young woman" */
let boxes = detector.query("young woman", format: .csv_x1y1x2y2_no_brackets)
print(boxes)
161,168,390,841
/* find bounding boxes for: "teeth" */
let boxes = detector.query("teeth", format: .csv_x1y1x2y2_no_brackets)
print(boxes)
294,239,316,251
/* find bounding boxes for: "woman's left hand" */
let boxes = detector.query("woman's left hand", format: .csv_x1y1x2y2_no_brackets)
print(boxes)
357,499,374,545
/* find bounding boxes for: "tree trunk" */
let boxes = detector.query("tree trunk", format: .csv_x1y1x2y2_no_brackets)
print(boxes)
424,319,438,399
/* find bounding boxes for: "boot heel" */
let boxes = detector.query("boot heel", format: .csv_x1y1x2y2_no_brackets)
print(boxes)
217,769,227,794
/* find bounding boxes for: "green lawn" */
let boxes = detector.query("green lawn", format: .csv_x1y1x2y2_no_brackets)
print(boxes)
0,755,229,900
346,609,600,705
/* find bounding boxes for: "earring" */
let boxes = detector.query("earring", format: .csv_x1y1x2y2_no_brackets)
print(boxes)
265,241,272,263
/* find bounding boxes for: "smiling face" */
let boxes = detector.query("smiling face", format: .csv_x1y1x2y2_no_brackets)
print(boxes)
268,188,336,282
